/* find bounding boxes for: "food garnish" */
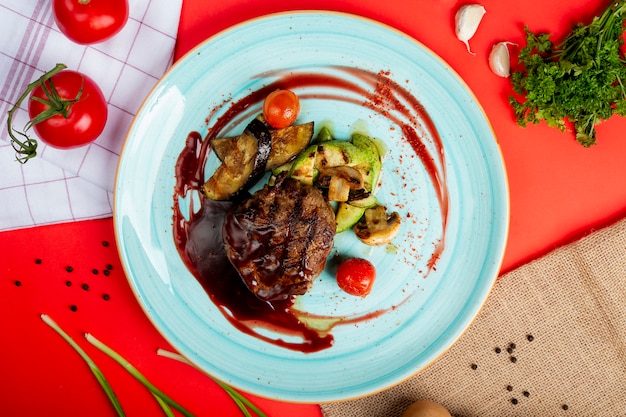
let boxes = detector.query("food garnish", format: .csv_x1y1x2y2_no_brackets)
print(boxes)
157,349,268,417
41,313,125,417
6,63,108,163
336,258,377,297
41,313,265,417
262,88,300,128
455,4,486,55
509,1,626,146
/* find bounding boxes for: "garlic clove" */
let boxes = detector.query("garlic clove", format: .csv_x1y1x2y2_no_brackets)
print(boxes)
489,41,516,77
455,4,486,55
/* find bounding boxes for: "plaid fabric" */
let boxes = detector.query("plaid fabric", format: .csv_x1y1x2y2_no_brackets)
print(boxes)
0,0,181,230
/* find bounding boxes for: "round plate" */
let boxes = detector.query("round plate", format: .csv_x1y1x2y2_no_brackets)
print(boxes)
114,11,508,403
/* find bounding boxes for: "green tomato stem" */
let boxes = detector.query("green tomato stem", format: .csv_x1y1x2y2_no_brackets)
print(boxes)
86,334,195,417
40,314,126,417
6,63,67,163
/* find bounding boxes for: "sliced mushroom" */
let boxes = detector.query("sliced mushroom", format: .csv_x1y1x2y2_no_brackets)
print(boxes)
354,205,401,246
317,166,364,202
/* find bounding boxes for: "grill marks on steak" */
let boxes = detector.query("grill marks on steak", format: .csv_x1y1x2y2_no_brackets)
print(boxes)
223,175,336,301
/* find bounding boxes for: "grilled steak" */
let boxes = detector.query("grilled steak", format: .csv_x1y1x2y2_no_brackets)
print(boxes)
222,174,336,301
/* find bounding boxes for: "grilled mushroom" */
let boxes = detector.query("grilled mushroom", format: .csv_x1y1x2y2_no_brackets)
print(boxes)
317,166,364,202
354,205,401,246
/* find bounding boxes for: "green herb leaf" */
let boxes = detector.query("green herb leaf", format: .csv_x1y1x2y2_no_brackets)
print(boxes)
510,1,626,146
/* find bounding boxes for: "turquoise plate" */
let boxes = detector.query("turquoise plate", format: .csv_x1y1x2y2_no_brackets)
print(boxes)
114,11,509,403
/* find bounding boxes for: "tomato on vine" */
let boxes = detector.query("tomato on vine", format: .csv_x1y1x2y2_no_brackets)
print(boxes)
53,0,129,44
262,89,300,128
336,258,377,297
7,63,108,163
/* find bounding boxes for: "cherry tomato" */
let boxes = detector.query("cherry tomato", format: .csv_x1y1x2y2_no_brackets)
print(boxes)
262,89,300,128
53,0,129,44
336,258,376,297
28,69,108,149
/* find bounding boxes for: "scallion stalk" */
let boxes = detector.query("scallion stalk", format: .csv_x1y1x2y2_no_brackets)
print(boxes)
40,314,126,417
85,333,195,417
156,349,268,417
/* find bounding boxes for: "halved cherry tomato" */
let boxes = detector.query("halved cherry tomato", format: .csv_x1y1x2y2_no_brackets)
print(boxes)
53,0,129,44
262,89,300,128
336,258,376,297
28,69,107,149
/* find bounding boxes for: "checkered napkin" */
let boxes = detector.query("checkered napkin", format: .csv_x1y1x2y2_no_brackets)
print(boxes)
0,0,181,230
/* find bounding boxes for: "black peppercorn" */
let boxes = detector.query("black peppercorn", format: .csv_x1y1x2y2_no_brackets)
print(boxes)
65,280,72,287
70,305,78,312
562,404,569,411
103,294,110,301
511,398,518,405
527,334,534,342
510,356,517,363
506,385,513,391
470,363,478,370
66,266,74,273
523,391,530,397
35,258,42,264
495,347,501,354
14,280,21,287
82,283,89,291
105,264,113,271
103,269,110,276
92,268,99,275
102,240,109,247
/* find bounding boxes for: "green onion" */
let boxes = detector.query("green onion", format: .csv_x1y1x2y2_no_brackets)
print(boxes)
85,333,195,417
40,314,126,417
41,313,265,417
156,349,268,417
153,395,176,417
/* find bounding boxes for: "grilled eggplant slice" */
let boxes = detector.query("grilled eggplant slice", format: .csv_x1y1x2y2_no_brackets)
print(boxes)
211,121,314,170
202,129,258,200
242,118,272,191
204,119,314,201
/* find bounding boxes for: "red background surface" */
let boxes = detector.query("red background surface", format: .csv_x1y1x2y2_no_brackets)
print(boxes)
2,1,626,416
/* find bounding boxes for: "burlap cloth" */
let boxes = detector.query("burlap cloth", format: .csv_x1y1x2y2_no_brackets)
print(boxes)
320,217,626,417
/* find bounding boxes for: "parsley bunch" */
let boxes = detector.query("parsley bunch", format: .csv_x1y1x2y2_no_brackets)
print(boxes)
510,1,626,147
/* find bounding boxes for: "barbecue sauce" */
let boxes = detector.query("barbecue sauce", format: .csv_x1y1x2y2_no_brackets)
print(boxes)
173,67,448,353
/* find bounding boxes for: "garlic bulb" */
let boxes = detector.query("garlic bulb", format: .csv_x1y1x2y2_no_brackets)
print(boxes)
489,41,515,77
455,4,486,55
